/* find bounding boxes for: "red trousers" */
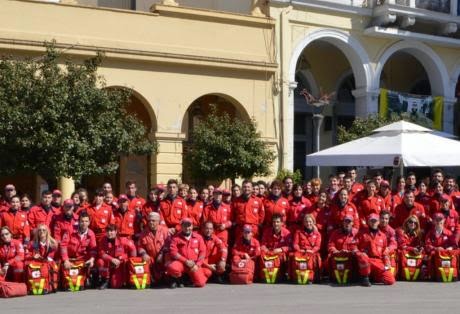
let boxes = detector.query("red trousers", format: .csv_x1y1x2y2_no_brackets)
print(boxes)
356,253,395,285
166,261,207,287
96,258,127,288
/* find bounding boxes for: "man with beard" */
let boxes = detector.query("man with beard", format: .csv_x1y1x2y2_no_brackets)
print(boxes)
52,199,79,243
201,221,227,283
202,189,232,245
232,180,264,238
28,190,60,230
159,179,188,236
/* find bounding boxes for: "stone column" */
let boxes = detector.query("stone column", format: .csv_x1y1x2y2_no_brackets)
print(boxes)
443,97,456,133
152,132,186,184
352,88,380,117
58,177,75,200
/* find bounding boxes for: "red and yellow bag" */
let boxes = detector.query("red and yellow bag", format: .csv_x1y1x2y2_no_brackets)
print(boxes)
329,252,353,285
434,249,458,282
290,252,315,285
259,253,281,284
27,261,50,295
128,257,150,289
399,251,424,281
62,260,87,292
229,257,255,285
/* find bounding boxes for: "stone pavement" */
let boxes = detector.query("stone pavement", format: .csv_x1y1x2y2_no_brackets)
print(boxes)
1,282,459,314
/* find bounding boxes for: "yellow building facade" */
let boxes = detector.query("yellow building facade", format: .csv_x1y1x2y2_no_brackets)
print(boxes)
1,0,460,197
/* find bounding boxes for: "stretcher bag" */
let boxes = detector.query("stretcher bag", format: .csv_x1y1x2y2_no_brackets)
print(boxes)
330,252,353,284
400,252,423,281
27,261,50,295
62,260,87,292
389,252,398,278
260,253,281,284
434,250,458,282
229,258,254,285
128,257,150,289
0,281,28,298
290,252,315,284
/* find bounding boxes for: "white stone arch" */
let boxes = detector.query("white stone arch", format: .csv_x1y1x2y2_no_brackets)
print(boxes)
373,40,450,96
449,61,460,99
295,69,320,96
289,29,372,91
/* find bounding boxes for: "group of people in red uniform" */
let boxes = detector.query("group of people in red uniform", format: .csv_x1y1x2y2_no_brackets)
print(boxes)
0,167,459,293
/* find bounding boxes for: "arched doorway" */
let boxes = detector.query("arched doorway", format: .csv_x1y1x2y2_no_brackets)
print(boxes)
80,88,156,198
181,94,250,186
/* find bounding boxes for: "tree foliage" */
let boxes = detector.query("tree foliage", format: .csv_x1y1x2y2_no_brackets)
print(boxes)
337,113,431,144
275,168,303,184
186,108,276,182
0,43,156,182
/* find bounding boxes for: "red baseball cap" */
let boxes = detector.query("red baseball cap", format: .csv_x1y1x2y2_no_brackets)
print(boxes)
52,189,62,196
440,194,450,202
433,212,445,220
63,199,74,207
222,189,231,196
213,188,223,194
243,224,253,233
380,180,390,188
181,217,193,225
368,213,379,221
343,215,354,222
118,194,129,202
155,184,165,192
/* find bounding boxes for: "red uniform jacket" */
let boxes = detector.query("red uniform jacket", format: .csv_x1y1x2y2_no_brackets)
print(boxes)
51,213,79,242
202,203,232,230
329,201,360,230
232,237,261,260
260,226,291,253
27,241,57,261
431,210,460,236
169,232,206,266
392,202,426,229
87,204,114,235
263,196,289,226
127,196,146,213
415,193,432,213
98,236,136,263
391,191,405,210
141,200,162,226
287,197,312,226
351,182,364,195
203,234,228,266
424,228,457,253
159,196,188,230
0,210,30,241
395,228,424,252
327,228,358,254
357,228,389,259
0,239,24,267
60,229,97,261
232,195,265,227
137,225,170,259
0,199,9,213
305,193,320,205
379,193,395,214
113,209,141,238
379,225,397,254
293,228,321,253
357,194,385,224
315,205,332,234
186,200,204,228
28,204,60,230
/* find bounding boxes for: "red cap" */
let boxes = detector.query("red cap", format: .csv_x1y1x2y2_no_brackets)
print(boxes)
440,194,450,202
222,189,231,196
63,199,74,207
433,212,445,220
243,224,253,233
52,189,62,196
343,215,354,222
380,180,390,188
213,188,223,194
118,194,128,202
181,217,193,225
155,184,165,192
368,213,379,221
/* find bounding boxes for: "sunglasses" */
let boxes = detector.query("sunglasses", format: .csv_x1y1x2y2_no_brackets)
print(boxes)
38,229,47,232
1,233,10,236
5,189,14,192
407,221,417,224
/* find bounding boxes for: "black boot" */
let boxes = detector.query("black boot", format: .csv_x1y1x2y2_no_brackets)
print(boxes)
169,278,178,289
99,279,109,290
361,276,371,287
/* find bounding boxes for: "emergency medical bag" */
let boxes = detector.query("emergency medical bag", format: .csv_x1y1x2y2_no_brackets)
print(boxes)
229,258,255,285
27,261,52,295
0,281,27,298
128,257,150,289
330,252,353,285
62,260,87,292
400,252,423,281
260,253,281,284
291,252,315,284
434,250,458,282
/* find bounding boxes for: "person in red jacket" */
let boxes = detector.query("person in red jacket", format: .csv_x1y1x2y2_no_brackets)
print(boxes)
97,224,137,289
137,212,170,284
329,189,360,231
282,176,294,200
87,189,115,240
113,194,141,240
141,186,164,228
202,189,232,245
231,224,261,283
356,180,385,227
356,214,395,286
0,226,25,282
60,212,97,288
392,191,426,230
379,210,398,275
28,190,60,230
51,199,79,243
435,196,460,241
287,184,312,233
201,221,227,283
379,180,395,214
0,184,17,213
263,180,289,227
159,179,188,236
443,175,460,209
166,218,207,288
0,195,30,244
347,167,364,195
260,214,291,281
125,180,146,213
232,180,265,238
186,187,204,230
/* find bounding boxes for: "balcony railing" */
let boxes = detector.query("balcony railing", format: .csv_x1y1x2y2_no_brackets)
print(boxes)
378,0,456,15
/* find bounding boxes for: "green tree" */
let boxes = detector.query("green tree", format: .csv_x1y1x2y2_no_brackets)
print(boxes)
186,108,275,183
0,43,156,183
337,113,430,144
275,168,303,184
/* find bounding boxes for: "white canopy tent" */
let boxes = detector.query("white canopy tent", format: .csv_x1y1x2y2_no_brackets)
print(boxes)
306,121,460,167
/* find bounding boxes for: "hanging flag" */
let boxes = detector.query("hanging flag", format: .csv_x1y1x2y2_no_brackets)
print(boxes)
379,89,444,130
